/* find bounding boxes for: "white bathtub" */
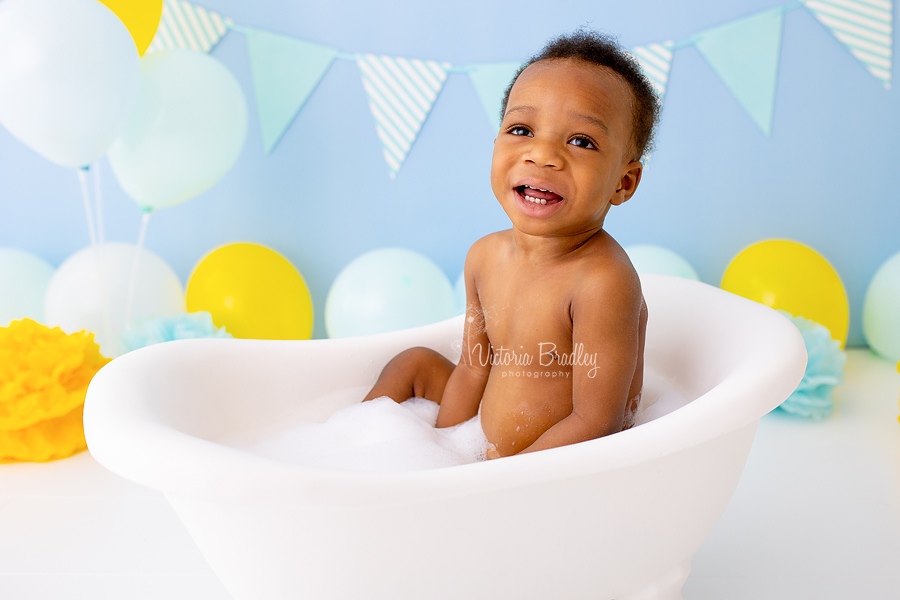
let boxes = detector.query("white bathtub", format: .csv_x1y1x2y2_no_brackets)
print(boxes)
84,275,806,600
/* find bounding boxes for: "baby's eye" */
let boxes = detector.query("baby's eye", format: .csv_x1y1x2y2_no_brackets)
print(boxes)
508,126,533,137
569,136,596,149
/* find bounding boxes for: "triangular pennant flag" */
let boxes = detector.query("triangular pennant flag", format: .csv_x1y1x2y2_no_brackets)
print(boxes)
358,54,451,179
146,0,233,54
694,8,785,136
630,41,675,104
803,0,893,89
468,62,523,133
243,29,337,154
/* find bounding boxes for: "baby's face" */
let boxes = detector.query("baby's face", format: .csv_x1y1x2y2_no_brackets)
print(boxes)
491,59,641,238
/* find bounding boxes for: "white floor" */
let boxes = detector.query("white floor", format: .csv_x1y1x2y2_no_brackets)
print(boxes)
1,350,898,600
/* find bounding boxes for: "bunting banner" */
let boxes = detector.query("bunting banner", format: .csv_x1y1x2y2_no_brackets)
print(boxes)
630,41,675,103
803,0,893,89
242,28,337,153
153,2,895,176
694,8,785,136
468,62,523,133
357,55,451,178
146,0,233,54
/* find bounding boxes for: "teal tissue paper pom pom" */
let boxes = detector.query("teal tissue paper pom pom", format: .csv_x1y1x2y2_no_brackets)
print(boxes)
121,311,232,352
777,310,846,420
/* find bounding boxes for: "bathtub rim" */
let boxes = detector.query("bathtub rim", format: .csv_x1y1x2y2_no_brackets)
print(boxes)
84,275,808,509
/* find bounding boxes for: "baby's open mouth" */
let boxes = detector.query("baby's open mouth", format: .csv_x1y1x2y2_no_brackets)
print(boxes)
515,185,564,205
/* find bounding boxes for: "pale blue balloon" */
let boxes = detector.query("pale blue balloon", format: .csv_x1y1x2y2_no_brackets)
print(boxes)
108,49,248,211
0,248,55,326
326,248,456,338
862,250,900,363
454,270,466,314
623,244,700,281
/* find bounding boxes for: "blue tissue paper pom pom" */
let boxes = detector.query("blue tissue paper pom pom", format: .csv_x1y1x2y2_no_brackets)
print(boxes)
121,311,232,352
777,310,846,420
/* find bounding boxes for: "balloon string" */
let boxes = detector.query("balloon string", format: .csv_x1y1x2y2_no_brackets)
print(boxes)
124,211,152,335
77,168,98,248
78,167,113,353
93,161,105,245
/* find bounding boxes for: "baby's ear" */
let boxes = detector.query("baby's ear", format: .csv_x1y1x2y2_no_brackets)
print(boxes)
612,161,643,205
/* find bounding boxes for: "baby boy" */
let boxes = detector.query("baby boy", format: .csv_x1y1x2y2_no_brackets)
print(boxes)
364,31,658,459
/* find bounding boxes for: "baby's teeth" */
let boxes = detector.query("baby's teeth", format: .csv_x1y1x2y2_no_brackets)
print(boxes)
523,193,549,205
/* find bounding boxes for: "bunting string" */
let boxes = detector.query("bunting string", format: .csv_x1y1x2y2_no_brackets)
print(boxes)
146,0,895,176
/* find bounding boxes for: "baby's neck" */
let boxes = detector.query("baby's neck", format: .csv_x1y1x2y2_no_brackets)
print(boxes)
511,226,605,264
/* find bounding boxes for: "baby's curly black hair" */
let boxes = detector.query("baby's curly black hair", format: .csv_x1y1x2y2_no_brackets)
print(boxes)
500,30,660,160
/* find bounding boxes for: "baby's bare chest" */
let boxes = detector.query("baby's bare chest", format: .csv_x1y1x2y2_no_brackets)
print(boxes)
476,269,576,352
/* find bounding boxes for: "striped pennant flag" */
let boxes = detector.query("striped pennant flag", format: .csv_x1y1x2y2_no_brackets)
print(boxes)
803,0,893,89
357,54,451,179
146,0,233,54
630,41,675,104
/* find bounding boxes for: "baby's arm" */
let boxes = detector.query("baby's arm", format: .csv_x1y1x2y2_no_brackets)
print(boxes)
436,240,492,428
519,265,643,453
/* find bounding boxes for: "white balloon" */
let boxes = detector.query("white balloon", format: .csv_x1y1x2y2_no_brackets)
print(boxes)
0,0,140,168
45,243,185,357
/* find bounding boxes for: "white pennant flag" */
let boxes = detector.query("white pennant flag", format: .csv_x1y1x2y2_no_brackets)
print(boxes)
358,54,451,179
146,0,233,54
630,41,675,103
804,0,893,89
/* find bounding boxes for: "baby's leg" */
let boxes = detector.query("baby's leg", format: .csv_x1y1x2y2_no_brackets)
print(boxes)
363,347,455,404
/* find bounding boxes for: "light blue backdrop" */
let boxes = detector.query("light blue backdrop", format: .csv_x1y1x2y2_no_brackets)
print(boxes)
1,0,897,345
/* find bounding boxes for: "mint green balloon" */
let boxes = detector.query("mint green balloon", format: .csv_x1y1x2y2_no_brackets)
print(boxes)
454,270,465,314
325,248,456,338
863,250,900,363
108,49,247,211
0,248,55,326
624,244,700,281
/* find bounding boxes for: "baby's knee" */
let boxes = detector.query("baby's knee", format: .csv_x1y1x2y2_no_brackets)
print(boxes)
384,346,442,376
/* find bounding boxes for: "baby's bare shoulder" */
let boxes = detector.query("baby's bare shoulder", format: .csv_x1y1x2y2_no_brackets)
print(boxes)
466,230,512,269
573,235,642,307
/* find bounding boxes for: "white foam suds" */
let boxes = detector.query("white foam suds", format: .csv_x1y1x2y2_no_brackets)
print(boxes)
632,369,693,426
244,370,691,473
247,397,489,472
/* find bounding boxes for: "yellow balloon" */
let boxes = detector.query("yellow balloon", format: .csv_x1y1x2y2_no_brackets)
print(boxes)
721,240,849,347
186,243,314,340
98,0,163,56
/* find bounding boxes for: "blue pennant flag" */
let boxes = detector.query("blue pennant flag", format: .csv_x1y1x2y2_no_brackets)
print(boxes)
803,0,893,89
357,55,451,179
468,62,523,133
242,28,337,154
146,0,233,54
630,42,675,104
694,7,786,136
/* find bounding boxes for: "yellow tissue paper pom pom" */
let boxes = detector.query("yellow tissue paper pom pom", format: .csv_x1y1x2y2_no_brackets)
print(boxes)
0,404,89,463
0,319,110,462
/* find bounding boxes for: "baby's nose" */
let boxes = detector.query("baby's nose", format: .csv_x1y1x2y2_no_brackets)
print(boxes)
524,139,563,169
